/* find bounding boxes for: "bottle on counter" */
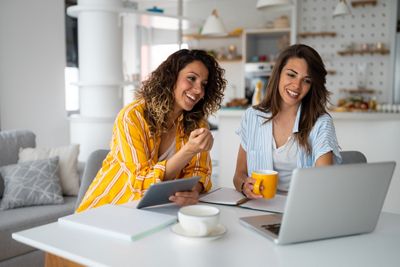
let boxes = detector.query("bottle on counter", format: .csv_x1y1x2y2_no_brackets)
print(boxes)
252,80,263,106
369,96,377,111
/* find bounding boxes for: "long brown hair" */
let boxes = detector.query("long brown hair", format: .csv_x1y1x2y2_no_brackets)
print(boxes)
135,49,226,136
255,44,331,153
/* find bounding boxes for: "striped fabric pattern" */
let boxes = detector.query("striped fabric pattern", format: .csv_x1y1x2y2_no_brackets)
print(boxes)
236,106,342,177
76,100,212,212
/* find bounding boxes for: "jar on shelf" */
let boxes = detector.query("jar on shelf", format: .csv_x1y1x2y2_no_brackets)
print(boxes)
336,88,379,112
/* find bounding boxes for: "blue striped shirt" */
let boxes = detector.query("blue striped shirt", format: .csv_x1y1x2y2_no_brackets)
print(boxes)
236,106,342,178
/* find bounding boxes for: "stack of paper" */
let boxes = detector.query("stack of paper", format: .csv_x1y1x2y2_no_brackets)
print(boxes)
58,204,177,241
200,187,287,213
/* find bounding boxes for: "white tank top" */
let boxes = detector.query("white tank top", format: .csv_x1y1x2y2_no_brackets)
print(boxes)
272,135,298,192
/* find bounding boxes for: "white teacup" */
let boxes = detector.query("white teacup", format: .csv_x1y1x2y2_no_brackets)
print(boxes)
178,205,220,237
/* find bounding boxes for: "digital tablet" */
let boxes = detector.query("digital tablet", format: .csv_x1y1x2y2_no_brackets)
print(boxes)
136,176,200,209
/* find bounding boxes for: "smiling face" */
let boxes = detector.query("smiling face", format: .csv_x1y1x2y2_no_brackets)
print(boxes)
173,60,208,115
278,57,312,110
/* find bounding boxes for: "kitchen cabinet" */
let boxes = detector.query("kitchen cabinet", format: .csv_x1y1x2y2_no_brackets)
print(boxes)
242,28,293,105
183,31,243,60
183,31,245,102
184,26,295,103
243,28,291,63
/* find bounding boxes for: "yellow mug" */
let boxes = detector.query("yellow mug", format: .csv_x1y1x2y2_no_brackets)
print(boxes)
252,170,278,199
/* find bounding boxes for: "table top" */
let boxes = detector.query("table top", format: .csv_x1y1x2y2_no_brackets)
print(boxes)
13,203,400,267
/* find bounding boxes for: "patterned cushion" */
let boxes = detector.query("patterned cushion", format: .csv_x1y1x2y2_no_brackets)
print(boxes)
0,157,64,210
19,144,80,196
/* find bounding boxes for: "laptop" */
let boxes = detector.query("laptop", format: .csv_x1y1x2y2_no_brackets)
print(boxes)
239,161,396,245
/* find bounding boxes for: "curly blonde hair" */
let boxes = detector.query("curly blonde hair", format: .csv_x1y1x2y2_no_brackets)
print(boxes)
135,49,226,136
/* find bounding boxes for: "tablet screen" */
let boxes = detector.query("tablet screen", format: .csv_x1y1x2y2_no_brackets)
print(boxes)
136,176,200,209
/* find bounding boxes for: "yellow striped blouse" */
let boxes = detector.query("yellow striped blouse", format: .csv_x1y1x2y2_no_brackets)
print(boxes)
76,99,212,212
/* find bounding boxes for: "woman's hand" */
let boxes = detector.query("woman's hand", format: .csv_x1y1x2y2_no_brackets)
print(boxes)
164,128,212,180
242,176,263,199
169,189,200,206
184,128,214,155
168,182,203,206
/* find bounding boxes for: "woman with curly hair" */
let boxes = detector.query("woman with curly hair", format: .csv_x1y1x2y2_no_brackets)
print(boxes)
233,44,341,199
77,49,226,212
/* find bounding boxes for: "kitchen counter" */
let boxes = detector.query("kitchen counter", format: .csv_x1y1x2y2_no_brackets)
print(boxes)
218,108,400,120
215,107,400,214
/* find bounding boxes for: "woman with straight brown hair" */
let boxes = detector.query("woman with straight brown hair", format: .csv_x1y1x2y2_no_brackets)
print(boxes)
233,44,341,199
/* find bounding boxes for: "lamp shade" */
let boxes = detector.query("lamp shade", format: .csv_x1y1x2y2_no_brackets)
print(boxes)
201,9,227,36
333,0,351,17
256,0,291,9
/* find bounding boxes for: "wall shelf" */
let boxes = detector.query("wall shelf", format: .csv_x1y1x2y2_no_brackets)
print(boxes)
245,27,290,36
183,32,242,40
339,88,379,94
217,57,243,62
337,48,390,56
327,70,337,75
298,31,337,38
351,0,377,8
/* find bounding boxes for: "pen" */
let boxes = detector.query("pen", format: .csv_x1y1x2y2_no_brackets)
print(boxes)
237,197,249,206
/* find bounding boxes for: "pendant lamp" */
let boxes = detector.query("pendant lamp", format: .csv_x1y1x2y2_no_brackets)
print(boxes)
201,9,227,36
256,0,291,9
333,0,351,17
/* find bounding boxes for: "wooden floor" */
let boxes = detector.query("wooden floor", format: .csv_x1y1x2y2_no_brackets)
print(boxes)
45,253,84,267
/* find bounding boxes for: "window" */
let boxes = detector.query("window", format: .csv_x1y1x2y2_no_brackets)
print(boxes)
65,67,79,114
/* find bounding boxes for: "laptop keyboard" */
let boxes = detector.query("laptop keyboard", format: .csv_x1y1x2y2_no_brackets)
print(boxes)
261,223,281,235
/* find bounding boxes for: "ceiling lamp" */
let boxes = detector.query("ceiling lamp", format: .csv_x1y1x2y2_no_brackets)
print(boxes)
333,0,351,17
256,0,292,9
201,9,227,36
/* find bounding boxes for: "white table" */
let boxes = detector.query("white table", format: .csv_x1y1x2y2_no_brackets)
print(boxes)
13,203,400,267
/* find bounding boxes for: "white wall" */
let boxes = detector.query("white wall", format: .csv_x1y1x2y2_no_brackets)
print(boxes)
0,0,69,147
334,117,400,214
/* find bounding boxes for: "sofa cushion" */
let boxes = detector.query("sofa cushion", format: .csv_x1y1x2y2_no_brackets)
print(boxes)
0,130,36,198
0,196,76,261
19,144,80,196
0,157,63,210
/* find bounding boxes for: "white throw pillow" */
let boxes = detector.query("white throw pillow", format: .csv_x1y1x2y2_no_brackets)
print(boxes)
18,144,80,196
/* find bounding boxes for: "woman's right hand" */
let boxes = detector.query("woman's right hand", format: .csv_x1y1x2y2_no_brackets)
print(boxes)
242,176,263,199
184,128,214,155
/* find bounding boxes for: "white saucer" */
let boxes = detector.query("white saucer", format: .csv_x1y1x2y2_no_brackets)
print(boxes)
170,223,227,240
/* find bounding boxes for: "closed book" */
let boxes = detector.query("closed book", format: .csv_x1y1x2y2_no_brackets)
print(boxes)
58,204,177,241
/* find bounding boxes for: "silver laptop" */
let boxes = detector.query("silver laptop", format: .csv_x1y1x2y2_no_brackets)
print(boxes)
239,161,396,245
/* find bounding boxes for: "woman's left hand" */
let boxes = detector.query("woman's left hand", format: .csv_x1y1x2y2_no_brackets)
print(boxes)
169,190,199,206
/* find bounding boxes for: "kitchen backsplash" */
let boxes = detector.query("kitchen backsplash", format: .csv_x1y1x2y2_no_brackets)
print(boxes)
297,0,394,106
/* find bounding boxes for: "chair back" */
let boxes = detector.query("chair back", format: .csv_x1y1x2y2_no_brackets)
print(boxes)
340,150,367,164
75,149,110,210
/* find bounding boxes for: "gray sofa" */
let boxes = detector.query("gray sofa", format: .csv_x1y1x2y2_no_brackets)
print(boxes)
0,130,78,267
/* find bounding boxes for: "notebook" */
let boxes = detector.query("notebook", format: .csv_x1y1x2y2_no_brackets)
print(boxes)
199,187,286,213
239,161,396,245
58,204,177,241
